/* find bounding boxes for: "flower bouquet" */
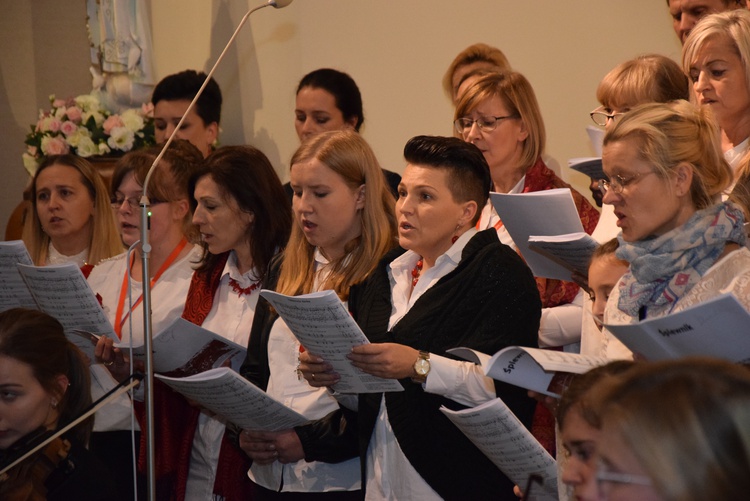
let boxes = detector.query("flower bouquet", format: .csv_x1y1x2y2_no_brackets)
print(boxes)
22,93,155,176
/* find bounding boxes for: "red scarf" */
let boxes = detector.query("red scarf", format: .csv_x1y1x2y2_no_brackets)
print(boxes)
521,158,600,309
519,158,601,457
135,252,255,501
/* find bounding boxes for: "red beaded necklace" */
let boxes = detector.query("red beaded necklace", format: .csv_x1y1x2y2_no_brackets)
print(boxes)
228,277,261,297
411,258,423,288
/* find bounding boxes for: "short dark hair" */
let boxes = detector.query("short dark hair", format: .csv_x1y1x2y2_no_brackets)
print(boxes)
297,68,364,131
191,145,292,283
152,70,223,126
403,135,491,224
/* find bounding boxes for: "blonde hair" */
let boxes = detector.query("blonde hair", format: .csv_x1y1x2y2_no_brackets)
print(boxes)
595,357,750,501
603,100,732,210
730,156,750,220
23,155,122,266
276,130,397,300
443,43,511,98
455,70,545,172
597,54,689,111
682,10,750,95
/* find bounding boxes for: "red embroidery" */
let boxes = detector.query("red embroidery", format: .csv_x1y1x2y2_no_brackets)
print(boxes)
228,277,261,297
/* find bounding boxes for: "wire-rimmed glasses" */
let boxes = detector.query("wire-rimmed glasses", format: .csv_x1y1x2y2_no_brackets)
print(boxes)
454,115,519,135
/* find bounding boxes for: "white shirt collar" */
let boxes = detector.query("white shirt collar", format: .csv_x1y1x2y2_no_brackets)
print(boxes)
47,242,88,267
390,227,478,274
221,250,260,287
509,174,526,194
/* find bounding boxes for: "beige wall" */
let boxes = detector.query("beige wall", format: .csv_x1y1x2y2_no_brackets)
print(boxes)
1,0,682,237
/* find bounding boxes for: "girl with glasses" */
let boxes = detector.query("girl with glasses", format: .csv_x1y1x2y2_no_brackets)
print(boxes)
85,140,204,499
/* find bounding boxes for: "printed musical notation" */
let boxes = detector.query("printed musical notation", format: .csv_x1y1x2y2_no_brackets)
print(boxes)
0,241,37,312
16,262,115,336
260,289,403,394
156,367,309,431
441,398,558,501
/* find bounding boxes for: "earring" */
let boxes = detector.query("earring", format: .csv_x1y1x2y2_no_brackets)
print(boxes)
452,223,462,244
51,400,58,409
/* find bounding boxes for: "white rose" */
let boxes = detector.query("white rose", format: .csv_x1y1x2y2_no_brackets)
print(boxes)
75,94,101,113
120,109,145,132
76,136,99,157
98,143,111,155
107,126,135,151
65,128,91,148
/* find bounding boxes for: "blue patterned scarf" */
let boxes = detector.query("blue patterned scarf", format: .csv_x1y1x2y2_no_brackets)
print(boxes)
616,202,746,317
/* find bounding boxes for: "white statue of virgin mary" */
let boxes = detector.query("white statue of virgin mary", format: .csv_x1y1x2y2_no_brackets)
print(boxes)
87,0,155,112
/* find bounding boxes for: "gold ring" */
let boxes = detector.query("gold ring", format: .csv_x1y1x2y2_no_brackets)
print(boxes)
104,360,114,367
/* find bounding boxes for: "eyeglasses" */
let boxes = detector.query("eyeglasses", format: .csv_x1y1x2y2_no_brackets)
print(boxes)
590,108,626,127
111,196,164,211
454,115,518,134
598,171,656,195
596,459,652,496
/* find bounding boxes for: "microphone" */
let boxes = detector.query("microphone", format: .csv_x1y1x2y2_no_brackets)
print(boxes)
138,1,293,500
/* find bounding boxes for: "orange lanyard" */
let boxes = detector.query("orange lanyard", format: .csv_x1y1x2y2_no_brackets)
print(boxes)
113,238,188,339
476,217,504,231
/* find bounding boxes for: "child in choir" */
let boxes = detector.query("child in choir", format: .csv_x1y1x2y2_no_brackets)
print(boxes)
581,238,630,358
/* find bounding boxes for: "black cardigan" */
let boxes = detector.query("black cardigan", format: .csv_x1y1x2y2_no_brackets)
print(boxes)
349,229,541,500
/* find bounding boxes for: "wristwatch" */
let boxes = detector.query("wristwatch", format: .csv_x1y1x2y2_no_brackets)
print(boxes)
412,351,431,383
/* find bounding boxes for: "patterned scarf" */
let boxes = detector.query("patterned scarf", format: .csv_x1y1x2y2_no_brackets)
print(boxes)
616,202,746,317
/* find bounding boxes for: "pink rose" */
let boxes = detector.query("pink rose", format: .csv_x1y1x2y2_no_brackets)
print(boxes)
60,121,78,137
48,118,62,133
103,115,125,135
41,136,70,156
52,98,66,108
65,106,83,123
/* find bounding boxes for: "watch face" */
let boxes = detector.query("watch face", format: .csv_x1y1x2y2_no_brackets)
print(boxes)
415,357,430,376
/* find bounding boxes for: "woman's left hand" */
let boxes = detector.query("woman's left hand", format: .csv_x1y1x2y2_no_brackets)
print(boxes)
348,343,419,379
239,429,304,465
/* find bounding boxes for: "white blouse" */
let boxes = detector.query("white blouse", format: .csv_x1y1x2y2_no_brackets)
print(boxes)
185,251,264,500
86,245,201,432
248,249,361,493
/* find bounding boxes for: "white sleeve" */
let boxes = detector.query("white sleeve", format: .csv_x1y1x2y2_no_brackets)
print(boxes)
538,289,584,348
422,353,496,407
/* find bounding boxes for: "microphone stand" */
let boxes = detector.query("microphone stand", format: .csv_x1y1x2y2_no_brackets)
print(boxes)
138,1,293,499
